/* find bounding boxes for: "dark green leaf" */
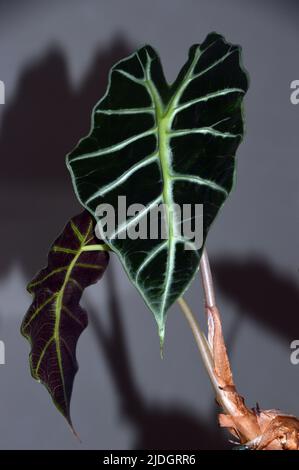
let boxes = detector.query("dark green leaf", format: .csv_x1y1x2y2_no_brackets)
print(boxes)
21,211,109,429
67,33,249,343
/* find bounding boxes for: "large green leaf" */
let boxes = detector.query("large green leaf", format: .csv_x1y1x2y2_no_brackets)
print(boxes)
21,211,109,429
67,33,249,343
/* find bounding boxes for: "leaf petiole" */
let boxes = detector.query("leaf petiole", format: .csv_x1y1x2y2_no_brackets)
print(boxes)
177,297,231,414
178,248,237,415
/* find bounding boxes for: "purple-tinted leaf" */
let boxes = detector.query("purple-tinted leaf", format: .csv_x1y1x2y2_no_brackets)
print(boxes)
21,210,109,430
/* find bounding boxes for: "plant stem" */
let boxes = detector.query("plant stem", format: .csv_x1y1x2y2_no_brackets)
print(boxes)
179,248,299,449
199,248,215,308
177,247,233,415
177,302,232,415
177,297,221,398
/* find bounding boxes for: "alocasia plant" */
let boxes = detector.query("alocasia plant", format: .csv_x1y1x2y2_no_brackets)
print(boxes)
22,32,299,449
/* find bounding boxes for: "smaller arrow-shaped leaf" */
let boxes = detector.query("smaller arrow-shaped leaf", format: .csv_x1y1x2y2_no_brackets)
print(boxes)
21,210,109,430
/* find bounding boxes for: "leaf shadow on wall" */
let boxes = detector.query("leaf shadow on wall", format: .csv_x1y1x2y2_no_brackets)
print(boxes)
0,36,131,281
88,264,227,450
212,256,299,343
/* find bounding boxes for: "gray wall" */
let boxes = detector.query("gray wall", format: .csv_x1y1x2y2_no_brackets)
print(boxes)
0,0,298,449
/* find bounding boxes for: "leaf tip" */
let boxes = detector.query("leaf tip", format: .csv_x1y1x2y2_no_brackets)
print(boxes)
68,420,82,443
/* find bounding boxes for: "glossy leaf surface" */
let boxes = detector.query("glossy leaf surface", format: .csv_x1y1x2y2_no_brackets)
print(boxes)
67,33,248,342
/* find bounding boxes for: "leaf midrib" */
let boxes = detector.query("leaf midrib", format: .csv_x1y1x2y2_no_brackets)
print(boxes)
143,49,201,324
53,236,107,409
144,62,174,328
54,248,81,408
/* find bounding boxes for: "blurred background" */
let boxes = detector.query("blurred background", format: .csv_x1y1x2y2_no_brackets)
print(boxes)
0,0,298,450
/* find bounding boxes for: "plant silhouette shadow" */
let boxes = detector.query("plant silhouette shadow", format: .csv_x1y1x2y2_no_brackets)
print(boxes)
0,36,131,282
212,256,299,343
